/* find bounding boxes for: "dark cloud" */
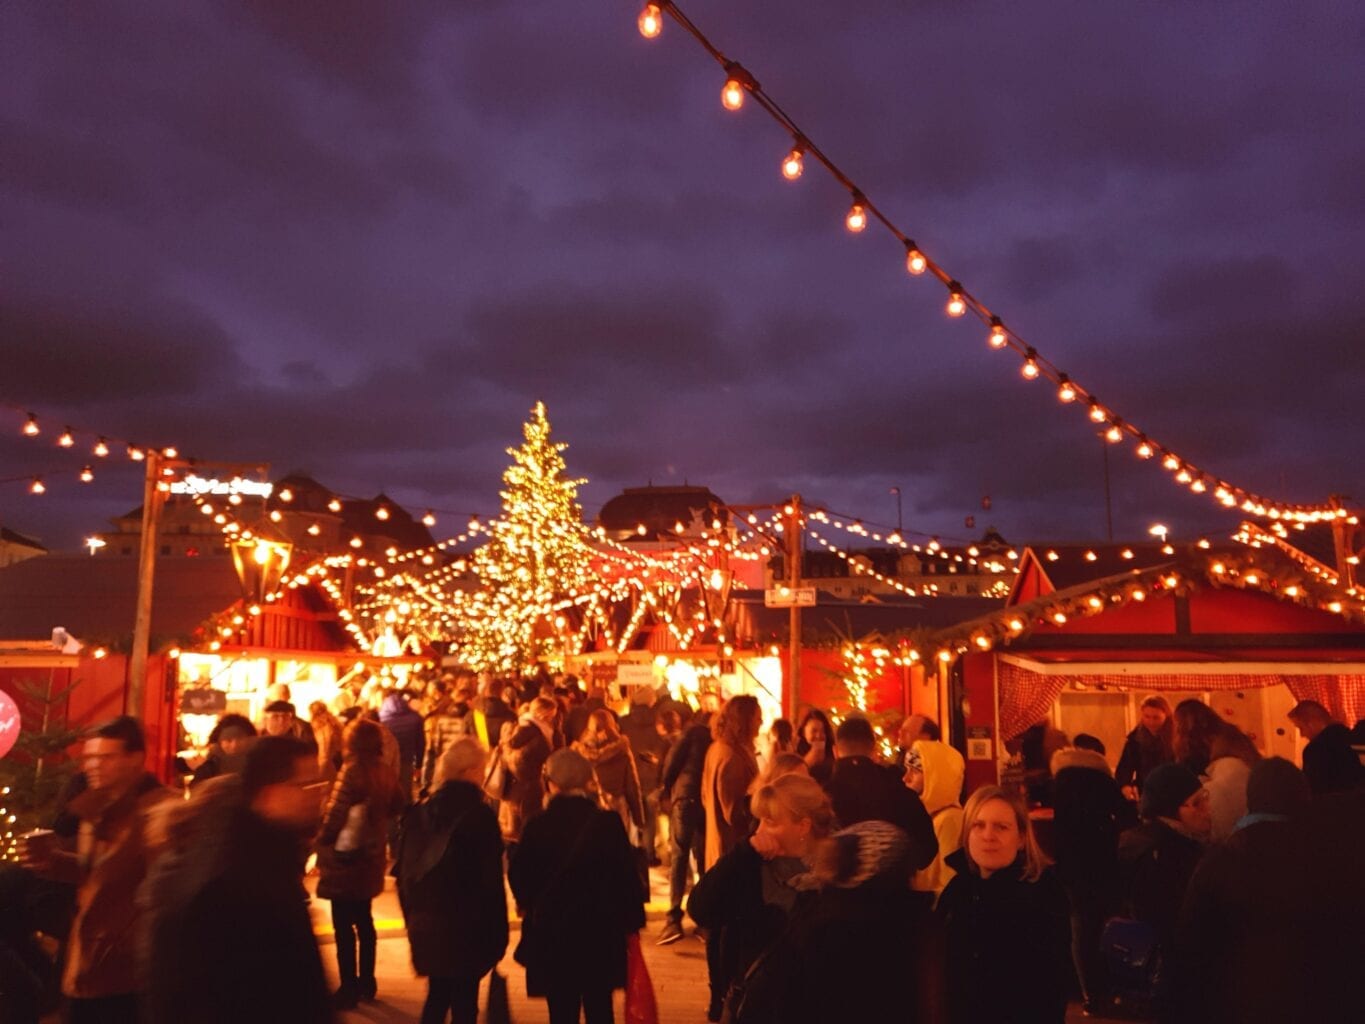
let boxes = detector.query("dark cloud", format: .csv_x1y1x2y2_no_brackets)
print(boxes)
0,0,1362,552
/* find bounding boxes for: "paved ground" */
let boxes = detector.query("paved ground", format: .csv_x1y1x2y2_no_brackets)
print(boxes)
310,865,711,1024
308,866,1123,1023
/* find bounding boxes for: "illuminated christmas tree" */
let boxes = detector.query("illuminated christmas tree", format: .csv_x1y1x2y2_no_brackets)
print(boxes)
460,402,591,672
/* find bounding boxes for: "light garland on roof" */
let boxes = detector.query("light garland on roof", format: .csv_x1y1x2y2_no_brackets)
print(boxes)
633,2,1357,525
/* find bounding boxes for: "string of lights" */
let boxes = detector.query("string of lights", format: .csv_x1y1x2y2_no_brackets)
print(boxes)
633,2,1356,525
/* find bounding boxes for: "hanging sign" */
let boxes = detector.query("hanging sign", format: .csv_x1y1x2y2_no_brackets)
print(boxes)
764,587,816,608
169,474,273,498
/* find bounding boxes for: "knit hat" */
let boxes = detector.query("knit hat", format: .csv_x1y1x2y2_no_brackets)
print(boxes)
1140,763,1202,820
1246,756,1311,817
544,748,593,791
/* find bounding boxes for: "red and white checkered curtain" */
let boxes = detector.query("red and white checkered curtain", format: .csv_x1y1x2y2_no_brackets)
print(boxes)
998,662,1365,739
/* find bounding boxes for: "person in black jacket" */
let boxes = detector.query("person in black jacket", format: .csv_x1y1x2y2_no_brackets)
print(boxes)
935,786,1073,1024
509,748,645,1024
1287,699,1365,795
823,716,937,873
1050,736,1135,1013
396,737,508,1024
143,737,332,1024
190,714,257,788
687,773,835,1022
658,712,712,944
1115,695,1175,801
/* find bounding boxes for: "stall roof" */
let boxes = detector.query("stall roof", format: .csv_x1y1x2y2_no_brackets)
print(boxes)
732,592,1002,643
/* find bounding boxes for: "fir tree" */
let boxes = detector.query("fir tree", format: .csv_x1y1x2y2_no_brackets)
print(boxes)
460,402,591,672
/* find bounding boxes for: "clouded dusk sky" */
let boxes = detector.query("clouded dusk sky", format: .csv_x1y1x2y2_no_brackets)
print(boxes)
3,0,1362,553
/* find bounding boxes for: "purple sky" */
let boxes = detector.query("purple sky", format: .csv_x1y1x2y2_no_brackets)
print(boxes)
3,0,1362,554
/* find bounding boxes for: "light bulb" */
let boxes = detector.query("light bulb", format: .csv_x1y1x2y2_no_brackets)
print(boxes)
1021,350,1040,379
781,145,804,180
58,428,74,447
128,445,145,461
30,477,45,494
638,3,662,38
375,506,390,521
278,488,293,502
1163,453,1181,471
94,437,109,457
1057,376,1076,402
80,465,94,483
22,414,39,437
845,199,867,232
946,281,966,317
1136,438,1154,459
328,498,342,512
1106,423,1123,443
905,243,927,275
422,511,437,527
307,523,322,536
162,447,178,459
988,317,1008,348
1088,402,1106,424
721,76,745,111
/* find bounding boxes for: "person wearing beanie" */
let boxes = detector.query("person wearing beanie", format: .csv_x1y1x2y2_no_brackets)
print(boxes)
1168,758,1314,1024
1116,764,1210,967
508,748,645,1023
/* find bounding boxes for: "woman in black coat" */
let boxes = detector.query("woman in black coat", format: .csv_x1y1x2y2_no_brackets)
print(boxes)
1115,695,1175,800
509,748,646,1024
935,786,1073,1024
396,737,508,1024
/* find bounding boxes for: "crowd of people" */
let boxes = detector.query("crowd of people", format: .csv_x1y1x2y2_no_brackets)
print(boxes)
3,670,1363,1024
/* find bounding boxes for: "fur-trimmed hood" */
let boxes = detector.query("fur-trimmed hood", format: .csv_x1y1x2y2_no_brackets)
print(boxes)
574,734,631,765
1050,746,1112,777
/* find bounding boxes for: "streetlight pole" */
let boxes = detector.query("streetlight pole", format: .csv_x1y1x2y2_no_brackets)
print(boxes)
1100,435,1114,543
890,486,902,534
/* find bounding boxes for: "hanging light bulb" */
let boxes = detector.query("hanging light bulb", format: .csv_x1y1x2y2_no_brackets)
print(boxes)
1056,375,1076,402
1105,421,1124,443
58,428,74,447
94,437,109,457
781,141,804,180
79,465,94,483
1021,347,1040,379
1088,401,1106,424
307,522,322,537
1136,437,1154,459
22,413,39,437
904,241,927,276
328,498,342,513
721,63,750,111
988,317,1008,348
375,505,390,521
946,281,967,317
162,446,178,459
845,194,867,232
30,477,45,494
128,444,145,461
637,2,662,38
422,511,437,527
1162,452,1181,471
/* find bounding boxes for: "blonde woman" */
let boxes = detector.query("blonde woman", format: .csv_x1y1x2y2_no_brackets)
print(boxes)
934,786,1072,1024
688,773,835,1022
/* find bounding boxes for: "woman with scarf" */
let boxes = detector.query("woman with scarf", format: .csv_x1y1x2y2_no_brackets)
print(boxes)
572,709,645,835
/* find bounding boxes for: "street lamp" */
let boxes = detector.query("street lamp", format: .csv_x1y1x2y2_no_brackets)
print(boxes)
890,486,902,533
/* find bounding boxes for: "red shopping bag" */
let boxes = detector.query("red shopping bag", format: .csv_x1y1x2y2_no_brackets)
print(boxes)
624,932,659,1024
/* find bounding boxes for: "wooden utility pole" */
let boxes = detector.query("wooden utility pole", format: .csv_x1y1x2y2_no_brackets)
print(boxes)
785,494,803,720
126,451,164,715
1329,495,1360,590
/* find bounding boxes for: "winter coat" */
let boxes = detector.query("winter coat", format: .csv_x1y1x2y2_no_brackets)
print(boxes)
508,793,646,997
419,702,475,793
620,704,666,792
316,759,405,902
935,850,1073,1024
1049,747,1133,892
911,739,966,896
311,716,344,781
729,828,927,1024
824,756,938,872
52,773,173,999
574,734,645,830
702,739,759,870
498,718,553,841
564,696,606,746
395,779,508,980
1301,722,1365,796
1166,817,1307,1024
687,839,811,1011
473,695,517,749
143,785,332,1024
1204,756,1251,842
1117,819,1204,950
1115,725,1175,792
189,747,247,788
379,693,425,785
661,721,712,804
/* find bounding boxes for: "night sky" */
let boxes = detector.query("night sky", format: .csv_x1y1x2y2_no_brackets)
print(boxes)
3,1,1362,554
